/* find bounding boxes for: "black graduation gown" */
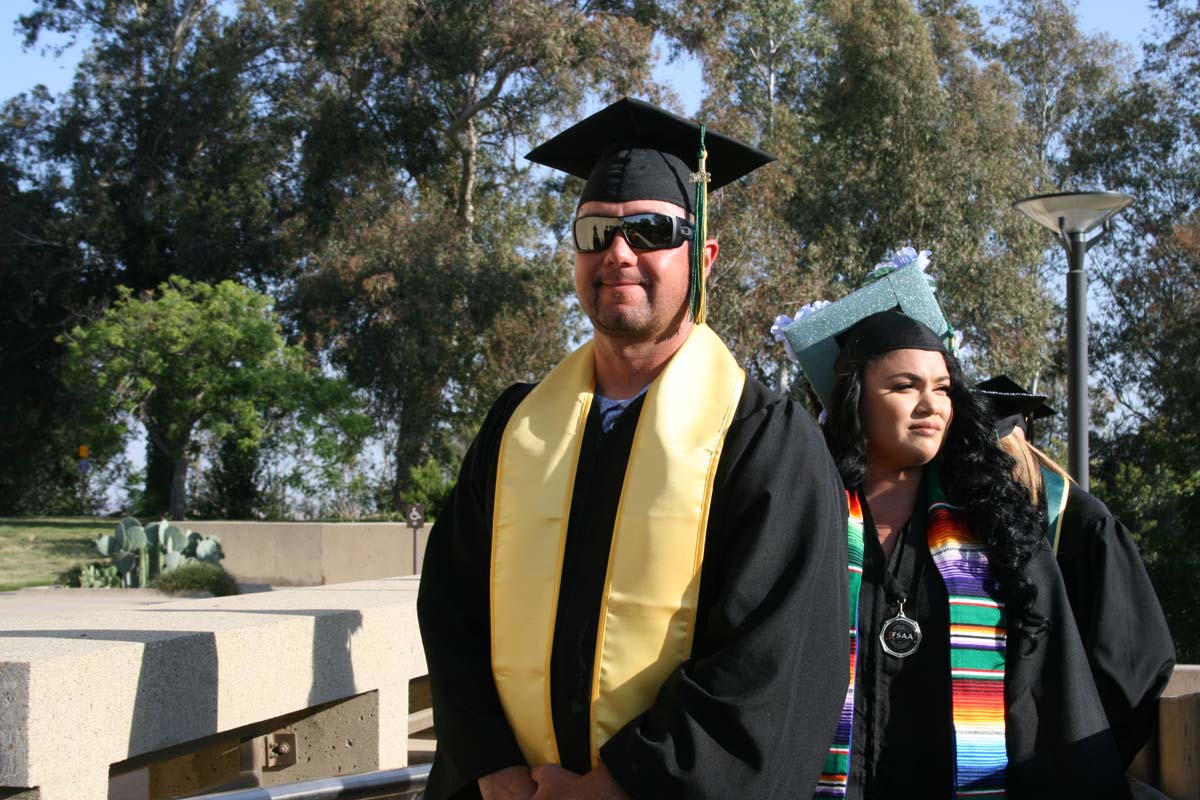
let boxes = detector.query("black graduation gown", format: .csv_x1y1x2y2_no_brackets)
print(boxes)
848,487,1133,800
1052,487,1175,765
416,377,849,799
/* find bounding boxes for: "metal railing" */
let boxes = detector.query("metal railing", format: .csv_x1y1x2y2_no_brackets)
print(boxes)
183,763,431,800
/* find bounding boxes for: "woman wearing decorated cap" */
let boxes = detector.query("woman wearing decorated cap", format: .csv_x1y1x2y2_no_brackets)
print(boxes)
774,249,1130,799
974,376,1174,768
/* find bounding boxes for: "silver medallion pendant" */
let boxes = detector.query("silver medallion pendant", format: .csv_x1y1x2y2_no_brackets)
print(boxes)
879,599,922,658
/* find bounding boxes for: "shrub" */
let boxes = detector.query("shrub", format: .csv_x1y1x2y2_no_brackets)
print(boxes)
405,456,457,518
151,562,240,597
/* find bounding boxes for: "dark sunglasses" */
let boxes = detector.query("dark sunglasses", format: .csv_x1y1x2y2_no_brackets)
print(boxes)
573,213,694,253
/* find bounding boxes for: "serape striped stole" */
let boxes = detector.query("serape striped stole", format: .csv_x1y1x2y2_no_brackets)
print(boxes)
818,476,1009,798
815,491,863,796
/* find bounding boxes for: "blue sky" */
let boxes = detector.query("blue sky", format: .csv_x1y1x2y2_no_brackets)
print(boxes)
1,1,1158,112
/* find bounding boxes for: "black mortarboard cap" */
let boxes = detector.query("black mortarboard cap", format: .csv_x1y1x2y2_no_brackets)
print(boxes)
974,375,1056,438
525,97,775,213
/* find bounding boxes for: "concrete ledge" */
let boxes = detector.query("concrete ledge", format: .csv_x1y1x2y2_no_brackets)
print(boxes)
0,577,425,800
186,521,431,586
1164,665,1200,697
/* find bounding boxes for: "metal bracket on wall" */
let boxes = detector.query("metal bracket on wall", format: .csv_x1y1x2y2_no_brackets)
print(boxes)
263,732,297,769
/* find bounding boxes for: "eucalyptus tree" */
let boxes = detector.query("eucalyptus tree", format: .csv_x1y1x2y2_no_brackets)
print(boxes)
15,0,299,292
290,0,663,508
983,0,1129,188
665,0,836,394
1066,0,1200,440
1058,0,1200,660
683,0,1054,385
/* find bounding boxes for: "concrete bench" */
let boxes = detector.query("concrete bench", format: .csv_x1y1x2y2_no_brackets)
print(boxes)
0,577,425,800
4,575,1194,799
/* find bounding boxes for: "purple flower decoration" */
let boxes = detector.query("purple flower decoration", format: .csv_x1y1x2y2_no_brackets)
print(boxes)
770,300,831,363
864,246,935,289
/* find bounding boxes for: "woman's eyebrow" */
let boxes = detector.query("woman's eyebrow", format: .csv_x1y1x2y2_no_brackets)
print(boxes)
883,371,951,382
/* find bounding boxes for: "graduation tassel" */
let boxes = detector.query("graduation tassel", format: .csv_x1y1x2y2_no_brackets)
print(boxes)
689,125,711,324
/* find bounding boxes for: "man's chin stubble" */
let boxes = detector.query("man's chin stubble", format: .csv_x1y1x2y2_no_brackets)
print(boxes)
591,309,689,344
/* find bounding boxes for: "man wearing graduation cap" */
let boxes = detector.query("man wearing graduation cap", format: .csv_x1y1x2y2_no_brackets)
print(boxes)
975,376,1174,768
417,98,849,799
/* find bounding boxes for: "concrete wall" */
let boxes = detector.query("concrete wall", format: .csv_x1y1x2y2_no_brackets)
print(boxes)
187,521,431,586
0,577,425,800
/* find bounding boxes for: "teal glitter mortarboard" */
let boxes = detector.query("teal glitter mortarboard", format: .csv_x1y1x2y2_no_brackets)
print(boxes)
779,261,953,410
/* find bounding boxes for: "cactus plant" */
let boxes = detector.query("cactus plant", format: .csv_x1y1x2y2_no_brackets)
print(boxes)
192,535,224,564
162,524,188,552
94,517,226,588
97,534,117,557
80,563,121,588
121,519,147,550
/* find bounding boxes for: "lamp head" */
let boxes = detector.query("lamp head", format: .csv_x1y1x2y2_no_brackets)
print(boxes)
1012,190,1133,235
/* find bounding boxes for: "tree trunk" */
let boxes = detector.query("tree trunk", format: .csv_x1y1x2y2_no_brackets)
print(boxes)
389,377,447,511
390,418,430,512
457,116,477,226
143,431,174,517
169,451,189,520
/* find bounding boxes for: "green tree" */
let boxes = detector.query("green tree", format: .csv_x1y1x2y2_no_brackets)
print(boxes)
1065,0,1200,660
670,0,835,396
296,191,573,510
61,277,362,519
15,0,298,291
10,0,306,509
683,0,1055,385
0,95,85,513
984,0,1129,188
290,0,660,508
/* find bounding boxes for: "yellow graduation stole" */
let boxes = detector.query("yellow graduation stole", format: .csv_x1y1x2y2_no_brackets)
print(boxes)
490,323,745,768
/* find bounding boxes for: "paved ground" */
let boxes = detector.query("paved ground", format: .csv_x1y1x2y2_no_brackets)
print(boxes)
0,583,276,620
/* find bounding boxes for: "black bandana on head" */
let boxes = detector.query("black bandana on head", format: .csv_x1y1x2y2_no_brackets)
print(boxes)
835,309,947,374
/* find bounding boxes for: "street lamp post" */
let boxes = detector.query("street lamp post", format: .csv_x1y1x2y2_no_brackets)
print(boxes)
1012,191,1133,490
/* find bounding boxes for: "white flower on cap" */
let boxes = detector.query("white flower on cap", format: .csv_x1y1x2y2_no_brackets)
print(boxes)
864,246,934,288
771,300,830,363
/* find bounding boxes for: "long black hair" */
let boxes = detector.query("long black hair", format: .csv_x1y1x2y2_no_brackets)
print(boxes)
825,349,1049,643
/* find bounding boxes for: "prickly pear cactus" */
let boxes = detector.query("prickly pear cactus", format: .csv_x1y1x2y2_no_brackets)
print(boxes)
80,563,120,588
86,516,227,589
122,520,147,551
96,519,127,556
193,535,224,564
162,525,188,552
113,551,138,587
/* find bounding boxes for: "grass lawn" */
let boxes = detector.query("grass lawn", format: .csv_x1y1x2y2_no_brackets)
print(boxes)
0,517,114,592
